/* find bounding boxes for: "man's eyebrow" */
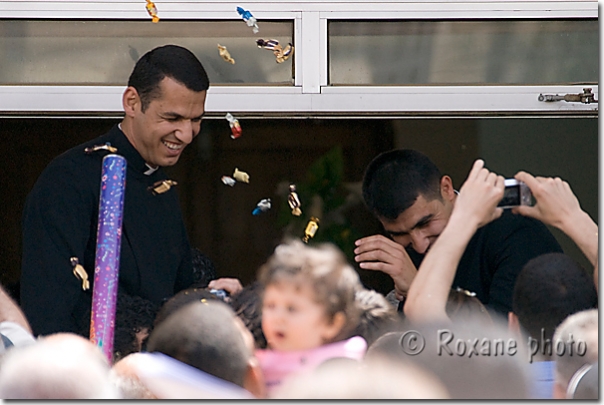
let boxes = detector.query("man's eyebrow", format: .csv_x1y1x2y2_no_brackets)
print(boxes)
162,112,205,120
162,112,184,119
413,214,434,229
385,214,434,236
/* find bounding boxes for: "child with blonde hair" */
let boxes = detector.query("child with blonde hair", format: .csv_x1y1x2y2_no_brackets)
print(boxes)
255,239,366,395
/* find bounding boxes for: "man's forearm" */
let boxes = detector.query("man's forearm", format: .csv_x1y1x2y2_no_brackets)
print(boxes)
404,214,478,321
560,210,598,267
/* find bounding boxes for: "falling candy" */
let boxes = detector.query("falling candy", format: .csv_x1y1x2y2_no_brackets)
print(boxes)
221,176,236,187
145,0,159,23
256,38,294,63
302,217,320,243
148,179,177,195
256,38,280,51
225,113,242,139
455,287,477,297
288,184,302,216
252,198,272,215
276,43,294,63
217,44,235,64
85,143,118,154
236,6,259,33
233,168,250,183
70,257,90,291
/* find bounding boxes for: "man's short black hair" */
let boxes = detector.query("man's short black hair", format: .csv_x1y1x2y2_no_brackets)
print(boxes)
147,300,250,388
362,149,443,221
128,44,210,112
512,253,598,341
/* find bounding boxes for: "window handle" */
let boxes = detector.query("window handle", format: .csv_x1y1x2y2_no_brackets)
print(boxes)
538,88,598,104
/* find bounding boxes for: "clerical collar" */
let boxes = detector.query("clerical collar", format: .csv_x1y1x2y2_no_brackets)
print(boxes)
144,165,159,175
118,123,159,176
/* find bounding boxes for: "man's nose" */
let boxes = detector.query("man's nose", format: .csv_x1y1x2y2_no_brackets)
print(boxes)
174,120,195,144
410,230,430,255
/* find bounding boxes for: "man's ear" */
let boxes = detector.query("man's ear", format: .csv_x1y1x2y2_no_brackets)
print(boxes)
122,86,140,118
243,357,266,398
508,312,521,335
440,175,456,202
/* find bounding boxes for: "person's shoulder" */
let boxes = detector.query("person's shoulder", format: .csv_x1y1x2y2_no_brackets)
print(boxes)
28,131,116,201
40,132,114,178
481,210,562,250
485,209,549,233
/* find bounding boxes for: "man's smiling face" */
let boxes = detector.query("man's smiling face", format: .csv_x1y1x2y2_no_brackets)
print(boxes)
127,76,206,168
380,193,455,255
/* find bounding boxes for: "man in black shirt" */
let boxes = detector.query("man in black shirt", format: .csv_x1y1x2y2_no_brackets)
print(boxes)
354,149,562,317
21,45,209,336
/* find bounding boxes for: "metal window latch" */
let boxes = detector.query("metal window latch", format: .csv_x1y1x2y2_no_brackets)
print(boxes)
538,88,598,104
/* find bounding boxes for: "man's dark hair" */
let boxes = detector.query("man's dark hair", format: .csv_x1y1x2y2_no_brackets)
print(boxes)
190,248,217,288
128,44,210,112
147,300,250,388
112,292,159,362
153,287,220,328
512,253,598,341
229,281,267,349
79,291,158,362
362,149,443,221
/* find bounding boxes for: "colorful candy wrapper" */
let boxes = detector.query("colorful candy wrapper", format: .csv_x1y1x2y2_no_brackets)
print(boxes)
148,179,177,195
276,43,294,63
146,0,159,23
221,176,236,187
256,39,280,51
90,154,127,364
253,198,271,215
85,142,118,154
236,6,259,33
288,184,302,216
233,168,250,183
256,38,294,63
302,217,320,243
225,113,242,139
70,257,90,291
217,44,235,64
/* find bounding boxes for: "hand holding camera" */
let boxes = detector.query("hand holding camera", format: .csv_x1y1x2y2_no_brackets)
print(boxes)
452,159,506,229
512,171,582,230
512,170,598,270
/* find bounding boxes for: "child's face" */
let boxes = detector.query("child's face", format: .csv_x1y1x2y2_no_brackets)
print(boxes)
261,282,341,351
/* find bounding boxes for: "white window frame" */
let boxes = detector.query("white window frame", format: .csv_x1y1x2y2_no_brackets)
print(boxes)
0,0,598,115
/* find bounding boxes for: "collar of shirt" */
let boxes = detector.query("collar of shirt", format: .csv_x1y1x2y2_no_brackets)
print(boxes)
108,124,159,177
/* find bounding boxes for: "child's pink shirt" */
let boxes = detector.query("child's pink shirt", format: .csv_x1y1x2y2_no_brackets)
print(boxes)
255,335,367,395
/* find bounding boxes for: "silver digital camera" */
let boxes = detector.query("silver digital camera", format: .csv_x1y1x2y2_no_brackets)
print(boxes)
497,179,533,209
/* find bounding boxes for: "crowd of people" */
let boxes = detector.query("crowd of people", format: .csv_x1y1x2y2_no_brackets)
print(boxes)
1,44,597,399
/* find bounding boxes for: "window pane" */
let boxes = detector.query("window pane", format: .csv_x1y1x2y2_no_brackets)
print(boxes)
329,20,598,85
0,20,294,85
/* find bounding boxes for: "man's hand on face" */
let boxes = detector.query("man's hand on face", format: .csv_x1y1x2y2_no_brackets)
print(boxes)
354,234,418,299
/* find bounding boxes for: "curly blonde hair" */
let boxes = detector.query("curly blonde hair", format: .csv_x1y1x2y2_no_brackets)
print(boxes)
258,239,363,343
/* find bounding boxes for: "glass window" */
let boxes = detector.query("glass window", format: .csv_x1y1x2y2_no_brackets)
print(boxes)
329,20,598,85
0,19,294,85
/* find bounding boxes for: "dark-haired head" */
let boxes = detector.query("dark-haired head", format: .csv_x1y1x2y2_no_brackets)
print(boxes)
362,149,443,221
512,252,598,341
128,45,210,112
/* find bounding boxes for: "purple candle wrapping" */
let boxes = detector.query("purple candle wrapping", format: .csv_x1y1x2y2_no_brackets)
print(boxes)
90,154,127,363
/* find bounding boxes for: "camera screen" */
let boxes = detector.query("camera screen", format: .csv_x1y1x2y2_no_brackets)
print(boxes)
498,185,520,207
